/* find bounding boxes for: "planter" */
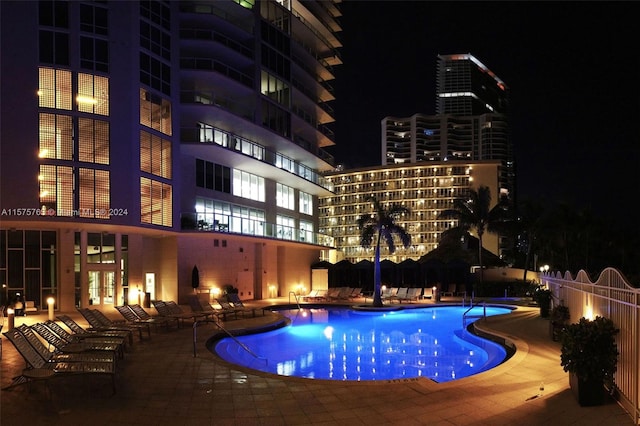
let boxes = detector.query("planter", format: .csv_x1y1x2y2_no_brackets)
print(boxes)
569,372,606,406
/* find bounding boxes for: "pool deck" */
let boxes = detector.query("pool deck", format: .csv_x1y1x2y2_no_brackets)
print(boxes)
1,298,634,425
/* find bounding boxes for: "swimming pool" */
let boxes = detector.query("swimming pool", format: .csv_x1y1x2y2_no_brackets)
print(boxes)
214,305,514,382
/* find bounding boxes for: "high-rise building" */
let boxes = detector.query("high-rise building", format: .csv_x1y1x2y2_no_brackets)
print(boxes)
0,0,341,311
382,53,514,200
436,53,508,115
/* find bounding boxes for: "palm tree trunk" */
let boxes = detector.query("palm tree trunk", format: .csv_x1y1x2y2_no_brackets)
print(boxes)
478,233,484,285
373,237,383,307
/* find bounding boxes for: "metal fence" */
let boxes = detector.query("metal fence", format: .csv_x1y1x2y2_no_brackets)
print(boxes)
542,267,639,424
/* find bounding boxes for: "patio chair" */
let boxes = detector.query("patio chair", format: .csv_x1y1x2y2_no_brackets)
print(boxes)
30,322,124,360
57,314,133,346
226,293,265,317
3,327,116,394
83,308,150,339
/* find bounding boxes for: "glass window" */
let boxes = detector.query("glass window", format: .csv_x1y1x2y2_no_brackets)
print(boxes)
140,177,172,227
276,183,294,210
39,113,73,160
39,165,73,216
299,191,313,215
140,130,171,178
232,170,264,202
79,117,109,164
38,67,72,110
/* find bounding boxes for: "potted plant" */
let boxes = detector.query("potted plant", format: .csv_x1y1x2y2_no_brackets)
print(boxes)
560,316,619,406
549,305,570,341
533,287,552,318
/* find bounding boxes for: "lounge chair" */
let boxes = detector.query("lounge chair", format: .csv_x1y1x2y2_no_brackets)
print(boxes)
15,324,117,365
215,298,251,318
442,283,457,297
83,307,150,339
325,287,342,301
3,327,116,394
389,287,409,303
348,288,363,299
152,300,204,326
43,320,128,351
381,287,399,303
300,289,319,302
57,314,133,346
116,305,178,333
30,322,124,360
226,293,265,317
399,287,422,303
188,295,220,321
166,300,208,321
128,304,178,329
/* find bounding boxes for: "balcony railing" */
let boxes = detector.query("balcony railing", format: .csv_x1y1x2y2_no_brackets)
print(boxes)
180,212,335,248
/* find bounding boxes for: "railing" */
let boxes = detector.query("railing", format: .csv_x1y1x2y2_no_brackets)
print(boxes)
288,291,301,309
462,301,486,328
543,267,640,424
192,318,264,362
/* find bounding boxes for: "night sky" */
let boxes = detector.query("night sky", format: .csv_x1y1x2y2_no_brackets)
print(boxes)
328,1,639,225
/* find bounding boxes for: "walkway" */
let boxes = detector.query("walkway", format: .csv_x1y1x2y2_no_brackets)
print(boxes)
0,299,633,425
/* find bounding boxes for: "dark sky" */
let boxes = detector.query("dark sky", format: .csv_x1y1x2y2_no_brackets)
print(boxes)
329,1,639,224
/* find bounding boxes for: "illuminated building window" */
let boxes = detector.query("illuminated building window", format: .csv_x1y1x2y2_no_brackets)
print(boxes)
276,183,294,210
38,67,72,110
140,130,171,178
261,70,290,107
276,215,295,240
140,88,172,136
78,117,109,164
77,73,109,115
232,170,265,202
79,168,110,218
39,113,73,160
39,165,73,216
140,177,172,227
299,191,313,215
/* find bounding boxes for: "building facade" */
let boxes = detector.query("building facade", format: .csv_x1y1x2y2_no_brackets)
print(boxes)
0,0,341,311
318,161,502,263
382,53,514,202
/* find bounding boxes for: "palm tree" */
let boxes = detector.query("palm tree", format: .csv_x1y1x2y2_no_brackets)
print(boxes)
438,185,508,284
357,196,411,307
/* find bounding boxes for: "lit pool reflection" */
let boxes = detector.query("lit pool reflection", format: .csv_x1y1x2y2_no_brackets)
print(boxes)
214,305,513,382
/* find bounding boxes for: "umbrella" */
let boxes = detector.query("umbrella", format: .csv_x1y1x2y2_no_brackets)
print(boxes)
191,265,200,293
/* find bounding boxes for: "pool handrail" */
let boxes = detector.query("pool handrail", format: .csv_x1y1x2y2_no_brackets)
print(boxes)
462,301,486,327
192,318,263,361
288,291,301,310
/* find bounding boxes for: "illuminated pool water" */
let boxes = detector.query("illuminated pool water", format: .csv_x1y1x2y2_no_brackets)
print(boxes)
214,305,514,382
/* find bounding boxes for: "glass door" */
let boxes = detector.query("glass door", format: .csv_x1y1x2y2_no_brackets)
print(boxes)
87,270,115,307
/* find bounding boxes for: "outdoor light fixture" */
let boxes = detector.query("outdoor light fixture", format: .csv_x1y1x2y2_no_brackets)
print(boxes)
7,308,14,331
47,296,55,321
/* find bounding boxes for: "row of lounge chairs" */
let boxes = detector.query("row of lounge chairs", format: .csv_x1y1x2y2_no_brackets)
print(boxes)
3,314,133,395
187,294,265,321
383,287,423,303
300,287,363,302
